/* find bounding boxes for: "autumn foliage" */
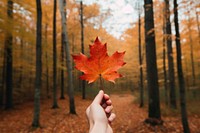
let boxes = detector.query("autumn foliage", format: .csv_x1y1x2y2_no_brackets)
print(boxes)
72,37,126,83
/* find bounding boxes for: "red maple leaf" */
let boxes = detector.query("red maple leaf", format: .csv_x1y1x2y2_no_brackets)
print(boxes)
72,37,126,83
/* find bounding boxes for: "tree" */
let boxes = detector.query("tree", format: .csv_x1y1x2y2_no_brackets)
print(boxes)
136,2,144,108
32,0,42,127
60,32,65,99
60,0,66,100
196,8,200,45
45,23,50,98
80,1,86,99
52,0,59,109
187,9,196,87
5,0,13,109
0,44,6,107
59,0,76,114
174,0,190,132
164,0,177,109
144,0,162,125
162,2,168,106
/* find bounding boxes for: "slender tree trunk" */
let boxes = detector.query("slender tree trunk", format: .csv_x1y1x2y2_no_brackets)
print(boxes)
196,9,200,45
144,0,162,125
80,1,86,99
0,45,6,106
5,0,13,109
162,2,168,106
165,0,177,109
60,29,65,99
196,9,200,78
174,0,190,132
59,0,76,114
138,11,144,108
187,10,196,87
52,0,59,109
19,39,23,90
32,0,42,127
45,24,50,98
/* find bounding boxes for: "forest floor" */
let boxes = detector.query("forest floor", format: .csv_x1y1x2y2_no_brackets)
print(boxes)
0,93,200,133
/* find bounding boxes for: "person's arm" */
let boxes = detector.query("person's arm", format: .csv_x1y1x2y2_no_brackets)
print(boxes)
86,90,116,133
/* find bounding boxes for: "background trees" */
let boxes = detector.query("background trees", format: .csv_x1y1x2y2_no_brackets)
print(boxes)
32,0,42,127
0,0,199,132
144,0,161,124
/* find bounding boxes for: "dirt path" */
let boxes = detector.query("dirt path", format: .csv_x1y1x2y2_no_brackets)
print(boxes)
110,94,147,133
0,93,199,133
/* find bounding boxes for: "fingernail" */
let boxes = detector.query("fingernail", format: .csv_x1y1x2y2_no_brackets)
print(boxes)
99,90,103,93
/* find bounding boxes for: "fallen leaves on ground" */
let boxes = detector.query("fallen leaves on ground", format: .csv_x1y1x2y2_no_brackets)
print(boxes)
0,94,199,133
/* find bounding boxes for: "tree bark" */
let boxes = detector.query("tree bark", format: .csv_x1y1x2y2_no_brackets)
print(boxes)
45,24,50,99
138,11,144,108
59,0,76,114
187,10,196,87
80,1,86,99
32,0,42,127
162,2,168,106
60,32,65,99
144,0,162,125
5,0,13,109
52,0,59,109
19,39,24,90
164,0,177,109
0,44,6,106
174,0,190,132
196,9,200,45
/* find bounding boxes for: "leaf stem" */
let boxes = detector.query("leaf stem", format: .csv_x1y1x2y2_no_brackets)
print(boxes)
99,74,104,90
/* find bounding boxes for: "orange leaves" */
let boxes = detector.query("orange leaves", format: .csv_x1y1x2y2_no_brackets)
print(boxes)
72,37,126,83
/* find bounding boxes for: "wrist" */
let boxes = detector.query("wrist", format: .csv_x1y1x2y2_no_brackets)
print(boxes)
90,121,108,133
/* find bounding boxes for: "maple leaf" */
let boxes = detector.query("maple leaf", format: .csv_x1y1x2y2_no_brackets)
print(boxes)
72,37,126,83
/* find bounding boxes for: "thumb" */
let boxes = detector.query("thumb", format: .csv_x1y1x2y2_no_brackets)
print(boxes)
93,90,104,104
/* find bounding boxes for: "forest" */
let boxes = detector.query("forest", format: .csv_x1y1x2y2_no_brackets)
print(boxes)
0,0,200,132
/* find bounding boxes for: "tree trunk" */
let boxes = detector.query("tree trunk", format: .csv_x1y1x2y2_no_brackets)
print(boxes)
187,10,196,87
162,2,168,106
138,11,144,108
45,24,50,99
144,0,162,125
19,39,23,90
196,9,200,45
60,28,65,99
52,0,59,109
59,0,76,114
80,1,86,99
165,0,177,109
5,0,13,109
0,44,6,106
32,0,42,127
174,0,190,132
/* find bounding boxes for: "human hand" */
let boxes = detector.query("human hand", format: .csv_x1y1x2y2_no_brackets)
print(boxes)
86,90,116,133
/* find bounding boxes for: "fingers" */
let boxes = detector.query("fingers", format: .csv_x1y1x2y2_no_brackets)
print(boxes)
103,94,110,100
108,113,116,122
105,105,113,113
95,91,116,124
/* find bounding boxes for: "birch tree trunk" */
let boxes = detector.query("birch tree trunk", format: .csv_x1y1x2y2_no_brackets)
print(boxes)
164,0,177,109
59,0,76,114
